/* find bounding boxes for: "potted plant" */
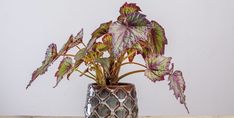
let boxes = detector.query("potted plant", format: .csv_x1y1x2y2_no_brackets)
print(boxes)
26,2,189,118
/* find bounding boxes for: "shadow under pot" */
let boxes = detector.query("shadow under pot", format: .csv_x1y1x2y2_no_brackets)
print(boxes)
84,83,138,118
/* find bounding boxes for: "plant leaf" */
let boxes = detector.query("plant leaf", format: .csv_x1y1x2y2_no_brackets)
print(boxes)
67,60,83,79
86,21,112,50
119,2,141,16
144,54,172,82
127,48,137,62
74,48,86,61
26,43,57,89
54,57,73,88
109,13,150,57
93,42,108,52
96,58,110,76
57,29,83,56
168,70,189,113
150,20,167,54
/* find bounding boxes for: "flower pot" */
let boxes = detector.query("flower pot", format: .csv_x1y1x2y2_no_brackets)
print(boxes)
84,83,138,118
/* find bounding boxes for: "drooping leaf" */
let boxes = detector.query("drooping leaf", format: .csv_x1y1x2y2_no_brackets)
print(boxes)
54,57,73,88
150,20,167,54
74,48,86,61
144,54,172,82
57,29,83,57
119,2,141,16
86,21,112,50
168,70,189,113
109,13,150,57
26,43,57,89
96,58,110,76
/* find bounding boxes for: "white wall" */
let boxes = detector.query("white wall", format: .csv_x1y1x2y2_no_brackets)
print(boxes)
1,0,234,116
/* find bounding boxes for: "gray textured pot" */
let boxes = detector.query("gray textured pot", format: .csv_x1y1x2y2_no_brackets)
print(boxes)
84,83,138,118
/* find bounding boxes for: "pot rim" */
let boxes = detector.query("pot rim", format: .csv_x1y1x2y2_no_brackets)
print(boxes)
88,82,135,87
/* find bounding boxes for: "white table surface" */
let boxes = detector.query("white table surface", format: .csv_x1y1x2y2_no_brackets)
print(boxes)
0,116,234,118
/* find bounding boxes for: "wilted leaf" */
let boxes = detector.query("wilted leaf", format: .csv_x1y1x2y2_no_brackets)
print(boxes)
119,2,141,16
26,43,57,89
150,20,167,54
168,70,189,113
57,29,83,57
109,13,150,57
144,54,172,82
86,21,112,50
54,57,73,88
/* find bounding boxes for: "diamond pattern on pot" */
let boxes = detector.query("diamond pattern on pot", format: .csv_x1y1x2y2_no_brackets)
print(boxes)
89,112,98,118
106,95,120,109
96,104,111,117
115,88,127,99
98,88,110,99
89,96,100,107
123,96,134,109
132,106,138,118
115,107,129,118
130,88,136,98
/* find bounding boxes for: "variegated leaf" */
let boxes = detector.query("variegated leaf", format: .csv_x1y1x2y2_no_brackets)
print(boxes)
127,48,137,62
54,57,73,88
96,58,110,76
119,2,141,16
86,21,112,50
109,13,150,57
93,42,108,52
67,60,83,79
150,20,167,54
168,70,189,113
57,29,83,57
74,48,86,61
26,43,57,89
102,33,112,46
144,54,172,82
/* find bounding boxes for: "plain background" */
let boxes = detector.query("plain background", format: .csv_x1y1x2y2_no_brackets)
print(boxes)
1,0,234,116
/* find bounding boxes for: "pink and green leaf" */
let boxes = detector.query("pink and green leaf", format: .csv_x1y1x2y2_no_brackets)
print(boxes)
54,57,73,88
144,54,172,82
109,13,150,57
86,21,112,50
150,20,167,54
168,70,189,113
57,29,83,56
119,2,141,16
26,43,57,89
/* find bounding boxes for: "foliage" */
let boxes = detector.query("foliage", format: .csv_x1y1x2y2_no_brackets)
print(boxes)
27,2,189,113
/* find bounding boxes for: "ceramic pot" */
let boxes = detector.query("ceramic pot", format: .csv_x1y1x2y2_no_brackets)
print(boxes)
84,83,138,118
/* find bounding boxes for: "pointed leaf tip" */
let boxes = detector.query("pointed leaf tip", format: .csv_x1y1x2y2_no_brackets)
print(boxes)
26,43,57,89
120,2,141,15
168,70,189,113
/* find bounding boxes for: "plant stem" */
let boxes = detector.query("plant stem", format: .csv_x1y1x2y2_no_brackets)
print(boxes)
123,50,136,61
114,69,145,83
76,46,81,50
75,69,96,80
121,62,147,68
81,42,87,48
62,54,75,57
